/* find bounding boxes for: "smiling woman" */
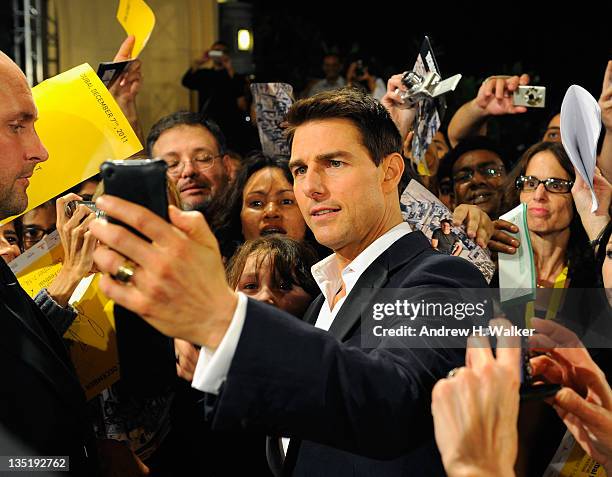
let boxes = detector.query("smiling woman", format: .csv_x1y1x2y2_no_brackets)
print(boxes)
210,151,322,260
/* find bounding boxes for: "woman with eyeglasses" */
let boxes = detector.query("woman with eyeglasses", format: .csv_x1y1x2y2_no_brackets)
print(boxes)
503,141,607,475
507,141,598,293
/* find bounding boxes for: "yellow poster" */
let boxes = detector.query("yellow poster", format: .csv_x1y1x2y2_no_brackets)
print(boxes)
116,0,156,58
544,431,607,477
9,232,120,400
0,63,142,226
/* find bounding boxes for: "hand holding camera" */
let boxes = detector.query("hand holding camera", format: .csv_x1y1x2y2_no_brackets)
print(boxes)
474,74,535,115
45,193,98,307
381,72,417,139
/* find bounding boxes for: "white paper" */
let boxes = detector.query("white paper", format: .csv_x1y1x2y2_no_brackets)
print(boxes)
8,230,61,275
560,85,602,212
498,204,536,304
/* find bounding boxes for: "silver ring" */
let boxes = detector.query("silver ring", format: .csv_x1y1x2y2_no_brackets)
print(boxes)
446,367,461,379
114,261,136,284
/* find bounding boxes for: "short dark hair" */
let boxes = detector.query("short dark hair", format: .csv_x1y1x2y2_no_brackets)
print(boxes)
226,236,320,301
505,141,596,284
445,136,508,174
285,87,402,167
146,111,227,157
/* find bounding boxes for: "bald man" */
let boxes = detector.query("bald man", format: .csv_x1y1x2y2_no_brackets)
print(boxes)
0,51,97,474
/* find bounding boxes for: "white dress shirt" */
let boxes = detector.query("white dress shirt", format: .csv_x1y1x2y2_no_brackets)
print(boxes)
191,222,412,456
191,221,412,393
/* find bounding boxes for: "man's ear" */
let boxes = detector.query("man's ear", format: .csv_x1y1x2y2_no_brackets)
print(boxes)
381,152,405,193
222,154,232,176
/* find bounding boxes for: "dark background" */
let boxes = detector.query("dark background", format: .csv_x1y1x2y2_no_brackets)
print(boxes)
246,0,612,161
2,1,611,163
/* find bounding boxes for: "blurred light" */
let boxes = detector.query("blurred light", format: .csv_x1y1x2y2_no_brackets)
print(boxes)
237,29,253,51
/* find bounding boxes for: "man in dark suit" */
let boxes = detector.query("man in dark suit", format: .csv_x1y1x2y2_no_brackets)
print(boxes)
90,87,489,476
0,52,97,474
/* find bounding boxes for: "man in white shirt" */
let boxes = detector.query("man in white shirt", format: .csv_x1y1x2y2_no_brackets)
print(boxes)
307,54,346,97
90,87,489,477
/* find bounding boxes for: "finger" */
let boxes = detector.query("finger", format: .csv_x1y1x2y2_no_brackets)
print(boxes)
531,318,583,348
528,332,559,350
113,35,135,62
487,239,517,254
168,205,217,248
386,73,405,94
495,78,505,99
97,273,150,320
55,193,82,227
464,212,479,239
93,246,140,284
555,388,606,429
94,195,175,246
72,213,96,243
480,79,493,99
490,318,521,368
89,218,154,267
602,60,612,94
466,334,494,370
493,230,520,248
510,106,528,114
475,216,494,248
495,219,519,234
451,205,468,227
560,411,599,457
519,73,530,86
529,355,565,383
506,76,520,92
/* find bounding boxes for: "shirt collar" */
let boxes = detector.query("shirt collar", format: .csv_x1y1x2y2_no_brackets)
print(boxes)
311,222,412,302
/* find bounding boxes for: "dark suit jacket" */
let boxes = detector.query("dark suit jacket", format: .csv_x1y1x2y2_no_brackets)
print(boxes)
0,260,96,476
205,231,489,477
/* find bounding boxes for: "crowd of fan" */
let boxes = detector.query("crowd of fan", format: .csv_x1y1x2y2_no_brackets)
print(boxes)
1,36,611,477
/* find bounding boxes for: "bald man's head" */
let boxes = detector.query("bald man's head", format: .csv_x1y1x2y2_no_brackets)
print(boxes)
0,51,48,220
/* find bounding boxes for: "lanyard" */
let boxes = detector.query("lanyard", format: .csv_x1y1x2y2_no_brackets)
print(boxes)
525,266,569,325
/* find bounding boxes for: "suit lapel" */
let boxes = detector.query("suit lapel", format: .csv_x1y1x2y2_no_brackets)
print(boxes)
328,231,431,342
302,295,324,326
282,232,432,475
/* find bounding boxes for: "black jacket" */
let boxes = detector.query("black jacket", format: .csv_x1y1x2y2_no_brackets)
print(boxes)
206,231,489,477
0,260,96,476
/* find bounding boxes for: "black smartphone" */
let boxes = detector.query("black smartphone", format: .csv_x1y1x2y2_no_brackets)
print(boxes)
99,159,176,397
96,60,134,89
100,159,169,240
499,302,561,401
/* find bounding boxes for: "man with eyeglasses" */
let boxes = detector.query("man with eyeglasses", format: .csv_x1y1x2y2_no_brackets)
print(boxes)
146,111,232,212
445,137,508,219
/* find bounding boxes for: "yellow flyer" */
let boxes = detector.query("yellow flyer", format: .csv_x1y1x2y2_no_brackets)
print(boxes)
9,233,120,400
0,63,142,226
544,431,607,477
116,0,156,58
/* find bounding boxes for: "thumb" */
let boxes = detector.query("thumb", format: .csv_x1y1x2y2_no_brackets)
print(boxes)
168,205,216,247
554,387,603,427
452,205,468,226
113,35,135,62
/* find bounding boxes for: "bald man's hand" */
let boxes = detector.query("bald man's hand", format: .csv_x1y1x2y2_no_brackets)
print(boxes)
89,196,238,349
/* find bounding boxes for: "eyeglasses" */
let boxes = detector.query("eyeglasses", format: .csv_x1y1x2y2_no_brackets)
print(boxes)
23,225,56,248
452,164,505,184
162,153,222,177
515,175,574,194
